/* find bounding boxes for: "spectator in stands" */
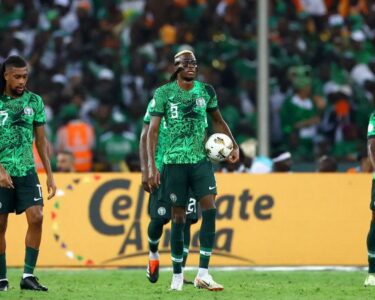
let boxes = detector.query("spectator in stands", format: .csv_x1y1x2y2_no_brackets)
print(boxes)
316,155,338,172
56,150,75,173
55,104,95,172
347,150,373,173
98,117,137,172
272,151,293,173
280,67,320,161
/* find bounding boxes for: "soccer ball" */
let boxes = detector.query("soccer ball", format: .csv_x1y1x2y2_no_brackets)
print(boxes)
205,133,233,162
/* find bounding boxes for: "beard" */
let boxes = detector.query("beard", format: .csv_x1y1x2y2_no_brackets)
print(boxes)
10,87,24,97
181,75,194,82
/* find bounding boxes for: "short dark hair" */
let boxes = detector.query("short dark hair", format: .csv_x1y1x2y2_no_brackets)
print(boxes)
0,55,28,93
317,155,337,172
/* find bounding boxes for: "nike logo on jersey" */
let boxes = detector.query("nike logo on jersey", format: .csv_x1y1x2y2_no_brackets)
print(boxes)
208,186,216,190
33,197,42,201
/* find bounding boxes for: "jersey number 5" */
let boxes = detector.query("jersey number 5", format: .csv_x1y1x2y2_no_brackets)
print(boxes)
0,111,8,126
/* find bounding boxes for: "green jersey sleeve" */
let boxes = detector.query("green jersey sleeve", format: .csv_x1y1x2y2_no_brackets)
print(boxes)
205,84,218,111
151,88,166,117
143,100,154,124
33,94,46,126
368,112,375,139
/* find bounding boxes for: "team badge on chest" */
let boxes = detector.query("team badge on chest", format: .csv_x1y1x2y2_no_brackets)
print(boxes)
196,97,205,107
24,106,34,116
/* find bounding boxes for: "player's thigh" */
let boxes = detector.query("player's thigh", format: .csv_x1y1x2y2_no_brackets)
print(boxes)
163,164,189,207
14,171,44,215
0,187,15,214
189,159,217,201
186,189,199,224
148,184,171,221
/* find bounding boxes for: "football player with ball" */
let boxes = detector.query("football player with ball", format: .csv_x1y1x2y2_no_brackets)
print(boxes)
147,49,239,291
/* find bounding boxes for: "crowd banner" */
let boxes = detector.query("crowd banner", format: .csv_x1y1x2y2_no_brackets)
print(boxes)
6,173,371,267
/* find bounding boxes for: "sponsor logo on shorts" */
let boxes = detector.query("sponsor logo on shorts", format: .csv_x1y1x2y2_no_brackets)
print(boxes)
209,186,216,190
170,193,177,202
158,207,166,216
34,197,42,202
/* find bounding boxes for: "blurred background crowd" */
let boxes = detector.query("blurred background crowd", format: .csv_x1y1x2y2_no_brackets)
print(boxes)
1,0,375,173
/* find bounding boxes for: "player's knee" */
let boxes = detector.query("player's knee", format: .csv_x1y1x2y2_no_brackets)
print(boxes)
200,195,216,211
28,211,43,227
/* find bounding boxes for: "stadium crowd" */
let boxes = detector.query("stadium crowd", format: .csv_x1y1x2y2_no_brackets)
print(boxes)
1,0,375,172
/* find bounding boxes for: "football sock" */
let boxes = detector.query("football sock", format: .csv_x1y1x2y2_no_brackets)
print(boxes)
182,247,189,268
149,251,159,260
367,220,375,273
0,253,6,279
22,273,34,279
23,247,39,274
171,222,184,274
182,220,192,268
148,219,164,254
199,209,216,269
197,267,208,278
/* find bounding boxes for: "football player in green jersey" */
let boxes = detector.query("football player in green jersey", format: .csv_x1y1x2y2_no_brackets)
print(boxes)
140,99,198,284
147,50,239,291
365,111,375,286
0,56,56,292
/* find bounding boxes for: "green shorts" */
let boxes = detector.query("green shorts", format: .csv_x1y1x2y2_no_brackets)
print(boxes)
371,179,375,211
163,159,216,207
148,185,198,224
0,170,43,215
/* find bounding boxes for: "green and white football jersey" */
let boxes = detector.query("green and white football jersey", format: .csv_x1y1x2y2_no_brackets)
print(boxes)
143,99,168,171
151,80,218,164
0,91,46,176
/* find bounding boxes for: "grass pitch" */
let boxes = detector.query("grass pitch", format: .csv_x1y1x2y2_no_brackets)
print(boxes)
3,268,374,300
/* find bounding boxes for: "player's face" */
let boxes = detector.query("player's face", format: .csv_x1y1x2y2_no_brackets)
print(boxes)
4,66,28,97
177,54,197,82
57,154,74,172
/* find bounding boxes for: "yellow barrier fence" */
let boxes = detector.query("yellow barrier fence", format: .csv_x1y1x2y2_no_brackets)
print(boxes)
6,173,371,267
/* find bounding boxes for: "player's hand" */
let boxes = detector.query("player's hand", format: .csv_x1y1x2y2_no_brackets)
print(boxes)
0,165,14,189
227,147,240,164
141,172,151,193
148,165,160,191
46,175,57,200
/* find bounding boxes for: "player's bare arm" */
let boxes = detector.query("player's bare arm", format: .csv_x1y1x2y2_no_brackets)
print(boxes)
147,116,161,190
34,126,56,199
140,123,151,193
209,109,239,163
0,164,14,189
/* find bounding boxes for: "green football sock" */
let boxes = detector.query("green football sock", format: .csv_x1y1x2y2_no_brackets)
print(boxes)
171,222,184,274
147,219,164,253
24,247,39,274
182,220,192,268
0,253,6,279
199,209,216,269
367,221,375,273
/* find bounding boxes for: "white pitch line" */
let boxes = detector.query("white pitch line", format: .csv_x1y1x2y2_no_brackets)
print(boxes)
161,266,367,272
